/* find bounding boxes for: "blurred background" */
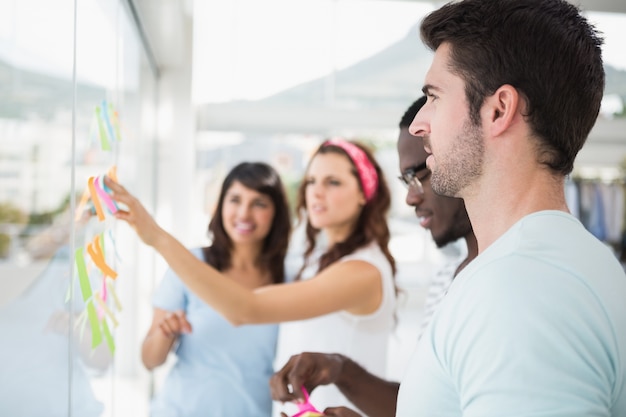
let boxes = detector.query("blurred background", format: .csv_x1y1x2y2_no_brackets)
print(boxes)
1,0,625,415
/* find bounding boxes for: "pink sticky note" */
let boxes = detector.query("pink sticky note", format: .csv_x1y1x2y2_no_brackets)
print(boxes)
93,176,118,214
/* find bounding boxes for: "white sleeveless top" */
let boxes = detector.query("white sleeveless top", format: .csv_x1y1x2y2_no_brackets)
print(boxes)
273,241,396,416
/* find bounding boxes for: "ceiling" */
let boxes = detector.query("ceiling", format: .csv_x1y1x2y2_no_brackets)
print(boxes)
129,0,626,172
132,0,626,70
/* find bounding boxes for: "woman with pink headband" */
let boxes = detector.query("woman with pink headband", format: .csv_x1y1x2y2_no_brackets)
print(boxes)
104,139,396,416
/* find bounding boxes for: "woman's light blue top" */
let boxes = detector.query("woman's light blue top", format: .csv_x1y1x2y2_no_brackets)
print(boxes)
151,248,278,417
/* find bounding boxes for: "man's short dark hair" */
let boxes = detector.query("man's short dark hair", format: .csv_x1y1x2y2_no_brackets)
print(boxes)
420,0,605,175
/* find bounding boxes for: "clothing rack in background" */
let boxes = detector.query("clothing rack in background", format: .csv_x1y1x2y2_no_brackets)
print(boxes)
566,174,626,260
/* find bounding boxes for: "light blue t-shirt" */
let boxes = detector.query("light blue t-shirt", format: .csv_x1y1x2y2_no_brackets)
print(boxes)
397,211,626,417
150,248,278,417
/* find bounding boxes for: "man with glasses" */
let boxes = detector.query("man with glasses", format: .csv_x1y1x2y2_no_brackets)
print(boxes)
397,96,477,340
269,96,478,417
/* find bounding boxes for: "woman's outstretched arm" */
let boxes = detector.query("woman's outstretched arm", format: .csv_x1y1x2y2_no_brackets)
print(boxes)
105,177,384,326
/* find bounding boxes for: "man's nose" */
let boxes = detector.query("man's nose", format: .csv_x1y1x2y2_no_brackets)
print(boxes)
405,187,425,207
409,106,429,138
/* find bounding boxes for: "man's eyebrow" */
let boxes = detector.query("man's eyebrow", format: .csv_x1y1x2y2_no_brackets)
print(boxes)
422,84,441,95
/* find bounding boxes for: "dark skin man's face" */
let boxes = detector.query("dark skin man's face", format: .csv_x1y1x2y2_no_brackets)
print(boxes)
397,127,472,248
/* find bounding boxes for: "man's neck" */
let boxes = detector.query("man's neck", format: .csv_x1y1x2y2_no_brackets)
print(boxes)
465,174,568,253
454,233,479,277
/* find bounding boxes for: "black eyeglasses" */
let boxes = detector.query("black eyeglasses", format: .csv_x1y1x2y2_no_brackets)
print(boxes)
397,161,428,194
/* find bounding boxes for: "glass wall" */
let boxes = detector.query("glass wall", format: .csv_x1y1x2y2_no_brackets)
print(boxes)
0,0,157,415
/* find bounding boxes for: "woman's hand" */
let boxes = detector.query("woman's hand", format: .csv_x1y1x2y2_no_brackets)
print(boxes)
104,176,164,247
158,310,192,339
142,308,192,370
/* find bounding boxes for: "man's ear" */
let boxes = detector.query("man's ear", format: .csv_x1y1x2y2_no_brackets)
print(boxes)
484,85,519,137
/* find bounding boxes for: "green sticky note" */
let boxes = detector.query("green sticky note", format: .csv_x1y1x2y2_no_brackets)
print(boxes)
86,300,103,348
95,106,111,151
75,247,93,302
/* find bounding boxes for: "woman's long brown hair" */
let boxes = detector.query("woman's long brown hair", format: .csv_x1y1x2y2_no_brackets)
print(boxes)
294,141,396,280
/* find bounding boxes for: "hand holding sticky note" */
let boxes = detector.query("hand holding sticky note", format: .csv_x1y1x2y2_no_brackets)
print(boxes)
75,166,120,222
291,387,324,417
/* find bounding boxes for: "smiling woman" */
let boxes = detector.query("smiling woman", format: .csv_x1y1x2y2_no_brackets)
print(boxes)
140,162,292,417
104,138,398,416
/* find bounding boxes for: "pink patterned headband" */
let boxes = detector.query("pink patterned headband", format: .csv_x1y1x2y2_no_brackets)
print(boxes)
323,139,379,202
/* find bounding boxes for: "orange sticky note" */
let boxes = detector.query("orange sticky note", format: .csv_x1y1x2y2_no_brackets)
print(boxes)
107,165,118,182
88,177,105,221
74,188,91,222
87,235,118,279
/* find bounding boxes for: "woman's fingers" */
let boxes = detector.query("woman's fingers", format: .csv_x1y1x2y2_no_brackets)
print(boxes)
103,176,125,199
159,312,185,338
159,320,176,338
102,176,163,246
174,310,192,334
103,176,138,209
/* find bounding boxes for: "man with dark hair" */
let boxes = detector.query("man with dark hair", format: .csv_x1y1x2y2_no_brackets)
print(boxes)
270,96,478,417
400,0,625,416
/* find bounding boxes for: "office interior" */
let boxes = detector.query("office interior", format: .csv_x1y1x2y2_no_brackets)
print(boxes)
0,0,625,415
